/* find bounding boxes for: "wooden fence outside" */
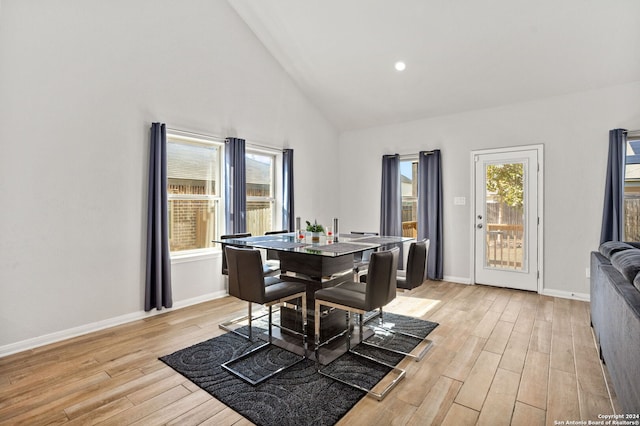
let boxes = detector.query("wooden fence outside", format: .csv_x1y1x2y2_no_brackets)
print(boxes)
486,223,523,269
625,198,640,241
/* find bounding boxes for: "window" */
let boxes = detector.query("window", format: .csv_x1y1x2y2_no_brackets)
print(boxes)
400,157,418,238
624,135,640,240
246,150,276,236
167,134,222,253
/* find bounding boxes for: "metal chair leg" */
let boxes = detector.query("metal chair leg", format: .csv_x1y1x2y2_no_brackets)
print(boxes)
221,292,307,386
359,307,433,362
314,300,406,401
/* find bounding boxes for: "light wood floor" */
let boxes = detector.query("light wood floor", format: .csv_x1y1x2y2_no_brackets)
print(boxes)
0,281,620,425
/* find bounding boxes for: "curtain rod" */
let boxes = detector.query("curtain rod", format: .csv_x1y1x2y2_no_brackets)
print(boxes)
396,150,437,157
166,127,224,142
625,129,640,138
167,127,284,151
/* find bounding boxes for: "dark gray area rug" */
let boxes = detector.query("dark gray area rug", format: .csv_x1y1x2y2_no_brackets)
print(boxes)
160,312,438,426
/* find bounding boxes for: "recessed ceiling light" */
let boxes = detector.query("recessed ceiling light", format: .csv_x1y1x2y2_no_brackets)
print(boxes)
395,61,406,71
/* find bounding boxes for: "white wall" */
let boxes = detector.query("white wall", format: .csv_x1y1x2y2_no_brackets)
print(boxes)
338,82,640,297
0,0,338,352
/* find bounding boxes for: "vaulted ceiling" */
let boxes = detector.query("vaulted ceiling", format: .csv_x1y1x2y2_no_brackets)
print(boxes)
229,0,640,132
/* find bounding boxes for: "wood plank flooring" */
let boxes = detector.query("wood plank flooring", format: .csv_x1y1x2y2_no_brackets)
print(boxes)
0,281,618,425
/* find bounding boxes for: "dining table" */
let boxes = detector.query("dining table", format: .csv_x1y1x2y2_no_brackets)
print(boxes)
215,232,413,357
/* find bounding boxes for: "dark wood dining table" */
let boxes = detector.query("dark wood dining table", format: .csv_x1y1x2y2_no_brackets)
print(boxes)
215,232,412,355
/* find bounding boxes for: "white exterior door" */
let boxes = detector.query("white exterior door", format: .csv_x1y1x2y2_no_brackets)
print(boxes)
473,147,542,292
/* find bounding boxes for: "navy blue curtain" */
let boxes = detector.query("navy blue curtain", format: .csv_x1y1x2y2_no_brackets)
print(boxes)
600,129,627,244
283,149,295,231
145,123,172,311
225,137,246,234
380,154,401,237
418,150,443,280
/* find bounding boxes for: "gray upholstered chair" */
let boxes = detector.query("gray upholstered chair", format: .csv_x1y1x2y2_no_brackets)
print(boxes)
350,231,379,280
313,247,403,400
264,230,289,272
220,233,280,276
339,239,433,362
220,233,251,275
396,239,429,290
220,246,307,385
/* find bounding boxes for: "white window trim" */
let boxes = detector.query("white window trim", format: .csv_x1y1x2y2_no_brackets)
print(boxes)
166,130,225,259
246,144,283,232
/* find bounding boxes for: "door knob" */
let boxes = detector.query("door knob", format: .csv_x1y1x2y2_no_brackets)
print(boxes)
477,224,483,229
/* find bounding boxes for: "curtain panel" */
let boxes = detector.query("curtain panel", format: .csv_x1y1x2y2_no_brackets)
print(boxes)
600,129,627,244
283,149,295,231
145,122,172,311
418,150,444,280
380,154,402,237
225,137,247,234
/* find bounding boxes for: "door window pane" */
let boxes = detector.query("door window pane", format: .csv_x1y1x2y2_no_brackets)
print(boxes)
484,162,525,270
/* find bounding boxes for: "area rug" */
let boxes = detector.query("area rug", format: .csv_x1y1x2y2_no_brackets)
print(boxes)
160,312,438,426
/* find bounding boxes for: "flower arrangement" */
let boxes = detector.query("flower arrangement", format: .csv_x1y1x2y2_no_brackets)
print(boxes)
306,220,325,233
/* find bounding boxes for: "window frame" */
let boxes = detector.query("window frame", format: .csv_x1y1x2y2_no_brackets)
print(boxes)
400,155,419,237
245,145,282,235
623,134,640,241
166,131,225,257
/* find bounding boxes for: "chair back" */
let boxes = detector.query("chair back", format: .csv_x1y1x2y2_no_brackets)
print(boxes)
264,230,288,260
265,230,289,235
221,233,252,275
225,246,266,304
405,239,429,287
365,247,399,308
350,231,379,262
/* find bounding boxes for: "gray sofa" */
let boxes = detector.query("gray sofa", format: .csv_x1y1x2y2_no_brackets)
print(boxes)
590,241,640,414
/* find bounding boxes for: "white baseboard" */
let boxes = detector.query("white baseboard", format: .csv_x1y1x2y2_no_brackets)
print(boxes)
443,275,472,285
442,277,590,302
541,288,590,302
0,291,228,358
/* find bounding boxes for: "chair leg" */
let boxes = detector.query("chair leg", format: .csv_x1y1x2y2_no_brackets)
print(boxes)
221,293,307,386
345,311,351,352
268,305,272,343
314,300,405,401
248,302,253,340
219,302,270,340
314,300,321,367
359,306,433,362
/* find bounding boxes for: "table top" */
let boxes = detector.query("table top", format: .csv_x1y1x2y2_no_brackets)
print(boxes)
215,232,412,258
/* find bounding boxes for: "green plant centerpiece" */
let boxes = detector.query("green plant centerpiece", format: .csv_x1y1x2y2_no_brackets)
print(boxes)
306,220,324,242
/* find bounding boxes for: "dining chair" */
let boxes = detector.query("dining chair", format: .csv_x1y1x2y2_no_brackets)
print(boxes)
396,239,429,290
263,230,289,273
220,246,307,385
220,233,251,275
313,247,404,400
348,239,433,362
350,231,379,280
220,233,280,276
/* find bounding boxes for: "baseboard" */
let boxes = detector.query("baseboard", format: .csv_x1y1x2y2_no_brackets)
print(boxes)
0,291,228,358
440,277,590,302
541,288,590,302
443,275,472,285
